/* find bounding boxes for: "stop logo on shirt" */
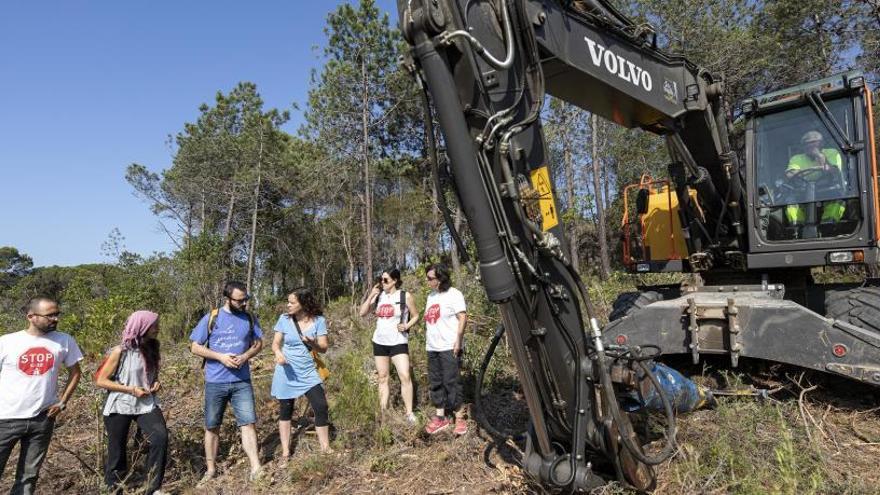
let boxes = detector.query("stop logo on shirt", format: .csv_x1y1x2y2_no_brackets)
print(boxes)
376,304,396,318
425,304,441,325
0,330,84,420
18,347,56,376
424,288,467,352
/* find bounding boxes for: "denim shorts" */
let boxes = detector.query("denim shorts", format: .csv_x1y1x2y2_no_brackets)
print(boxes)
204,381,256,429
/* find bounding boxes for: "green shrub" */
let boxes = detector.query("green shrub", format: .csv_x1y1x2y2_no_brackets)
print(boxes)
329,340,379,433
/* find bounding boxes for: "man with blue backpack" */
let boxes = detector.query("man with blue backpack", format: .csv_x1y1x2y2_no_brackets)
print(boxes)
189,281,263,483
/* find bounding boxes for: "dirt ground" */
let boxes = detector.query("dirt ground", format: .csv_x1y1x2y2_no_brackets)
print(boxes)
3,322,880,494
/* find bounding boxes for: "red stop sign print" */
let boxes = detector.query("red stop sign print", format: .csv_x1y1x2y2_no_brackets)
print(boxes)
18,347,56,376
425,304,441,325
376,304,395,318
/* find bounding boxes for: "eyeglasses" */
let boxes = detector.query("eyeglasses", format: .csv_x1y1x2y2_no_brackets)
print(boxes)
229,296,250,303
31,312,61,319
381,277,392,283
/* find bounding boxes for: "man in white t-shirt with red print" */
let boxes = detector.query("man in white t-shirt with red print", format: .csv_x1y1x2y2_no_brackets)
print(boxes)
0,297,83,495
422,264,469,436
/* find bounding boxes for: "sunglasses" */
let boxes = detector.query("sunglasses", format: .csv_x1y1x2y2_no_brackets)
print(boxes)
229,295,250,303
31,312,62,319
381,277,392,283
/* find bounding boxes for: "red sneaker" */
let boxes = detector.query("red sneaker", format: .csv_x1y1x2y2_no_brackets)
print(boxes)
425,416,451,434
453,419,468,436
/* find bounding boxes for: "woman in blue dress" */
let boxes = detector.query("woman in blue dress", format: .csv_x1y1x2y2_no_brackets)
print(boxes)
271,287,332,457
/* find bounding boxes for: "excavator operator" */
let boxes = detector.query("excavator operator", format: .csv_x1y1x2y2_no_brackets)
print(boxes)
784,130,846,229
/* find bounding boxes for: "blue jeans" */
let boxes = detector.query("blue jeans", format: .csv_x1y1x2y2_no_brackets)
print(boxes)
204,381,256,429
0,411,55,495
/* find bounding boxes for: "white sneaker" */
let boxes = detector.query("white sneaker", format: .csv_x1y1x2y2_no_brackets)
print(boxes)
406,412,418,424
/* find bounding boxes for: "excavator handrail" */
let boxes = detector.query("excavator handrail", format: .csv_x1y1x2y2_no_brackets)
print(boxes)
866,87,880,242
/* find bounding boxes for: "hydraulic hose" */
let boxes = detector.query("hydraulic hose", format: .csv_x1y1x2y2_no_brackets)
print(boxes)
418,78,472,265
473,324,527,440
564,261,677,466
439,0,515,70
597,351,677,466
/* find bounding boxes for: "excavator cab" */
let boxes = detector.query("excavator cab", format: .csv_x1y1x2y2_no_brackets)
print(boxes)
744,71,879,269
624,72,879,272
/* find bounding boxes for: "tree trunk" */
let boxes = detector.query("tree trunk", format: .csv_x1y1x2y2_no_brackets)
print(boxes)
185,200,194,249
424,102,441,252
346,231,356,298
563,105,580,273
429,158,440,230
398,175,406,269
339,205,357,299
430,175,444,259
222,187,236,243
602,142,612,254
591,114,611,280
200,192,207,233
451,204,463,281
812,14,831,77
361,57,374,285
245,127,265,294
221,185,237,285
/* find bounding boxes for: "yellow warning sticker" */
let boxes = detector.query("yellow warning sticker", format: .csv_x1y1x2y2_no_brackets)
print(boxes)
529,166,558,231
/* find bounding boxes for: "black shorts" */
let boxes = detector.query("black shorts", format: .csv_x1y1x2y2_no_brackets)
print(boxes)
372,342,409,357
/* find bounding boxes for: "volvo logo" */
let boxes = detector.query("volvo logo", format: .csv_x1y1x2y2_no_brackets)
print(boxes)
584,36,653,92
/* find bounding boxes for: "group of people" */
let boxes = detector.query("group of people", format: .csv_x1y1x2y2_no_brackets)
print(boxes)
358,264,469,435
0,263,468,495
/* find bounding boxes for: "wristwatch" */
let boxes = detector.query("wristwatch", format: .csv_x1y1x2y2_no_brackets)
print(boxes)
58,402,66,411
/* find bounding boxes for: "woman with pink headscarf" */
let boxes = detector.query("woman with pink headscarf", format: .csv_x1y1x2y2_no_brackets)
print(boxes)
95,310,168,495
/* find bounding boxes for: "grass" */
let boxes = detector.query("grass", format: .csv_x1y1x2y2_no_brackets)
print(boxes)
657,389,880,495
286,451,337,487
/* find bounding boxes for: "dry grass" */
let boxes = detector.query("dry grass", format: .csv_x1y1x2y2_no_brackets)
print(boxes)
4,300,880,494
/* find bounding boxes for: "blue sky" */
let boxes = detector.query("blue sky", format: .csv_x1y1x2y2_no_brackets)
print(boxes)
0,0,397,267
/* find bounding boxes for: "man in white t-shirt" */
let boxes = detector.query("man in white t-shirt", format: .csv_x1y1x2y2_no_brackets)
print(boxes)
0,297,83,495
422,264,469,436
